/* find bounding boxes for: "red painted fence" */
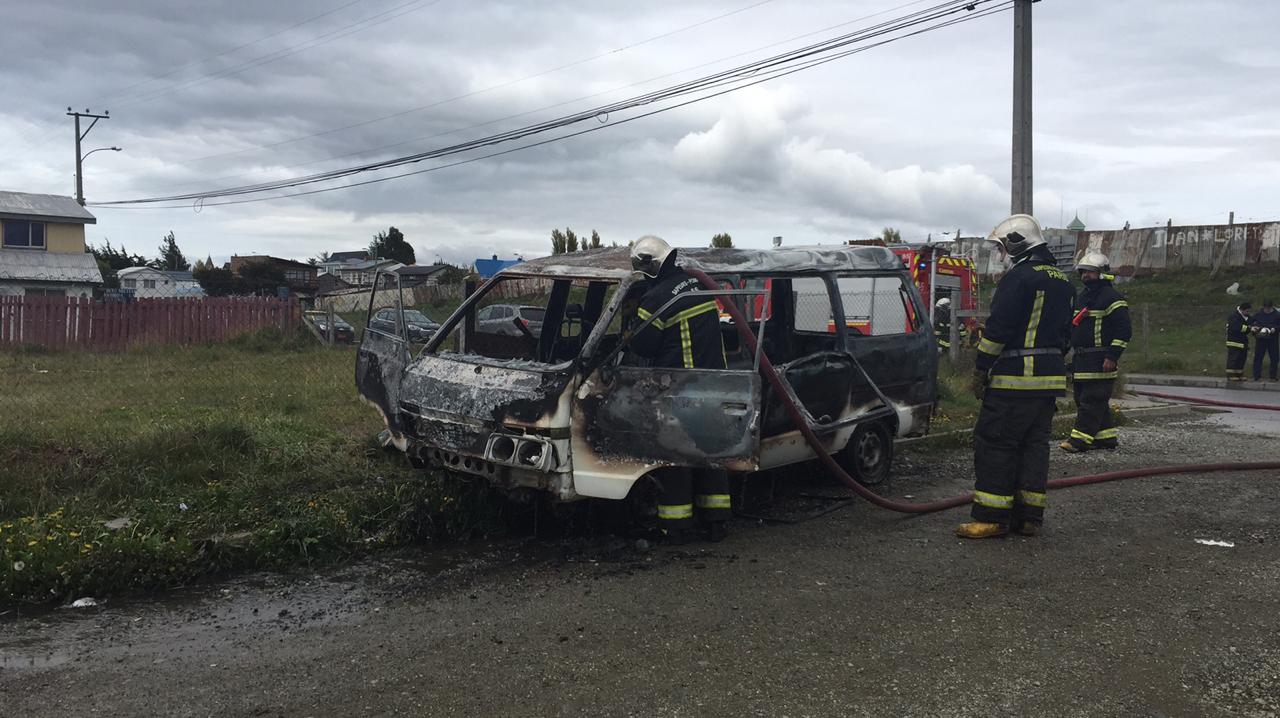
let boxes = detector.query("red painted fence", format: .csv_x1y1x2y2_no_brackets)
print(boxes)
0,296,300,350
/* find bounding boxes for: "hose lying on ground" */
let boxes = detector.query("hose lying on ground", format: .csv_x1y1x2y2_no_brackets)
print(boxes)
688,268,1280,516
1129,388,1280,412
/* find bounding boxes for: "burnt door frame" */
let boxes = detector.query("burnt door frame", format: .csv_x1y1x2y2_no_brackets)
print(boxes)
356,270,412,433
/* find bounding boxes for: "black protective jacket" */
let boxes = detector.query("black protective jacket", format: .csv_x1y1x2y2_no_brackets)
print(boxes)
1249,309,1280,340
1226,310,1252,349
1070,277,1131,381
631,265,726,370
975,247,1076,397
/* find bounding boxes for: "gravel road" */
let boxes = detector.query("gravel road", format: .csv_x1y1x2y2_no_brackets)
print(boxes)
2,407,1278,717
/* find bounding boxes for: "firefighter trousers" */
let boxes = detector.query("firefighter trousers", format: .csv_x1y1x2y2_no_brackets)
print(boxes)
1226,346,1248,378
971,395,1056,527
656,468,731,533
1069,380,1117,449
1254,337,1279,380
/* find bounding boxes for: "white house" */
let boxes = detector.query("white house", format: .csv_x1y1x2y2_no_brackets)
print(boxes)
117,267,205,298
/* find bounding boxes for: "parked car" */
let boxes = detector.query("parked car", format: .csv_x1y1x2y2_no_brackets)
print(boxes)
476,304,545,337
304,310,355,344
368,307,439,342
356,246,936,503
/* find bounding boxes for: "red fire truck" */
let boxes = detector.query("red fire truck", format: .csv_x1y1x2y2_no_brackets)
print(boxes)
889,244,980,336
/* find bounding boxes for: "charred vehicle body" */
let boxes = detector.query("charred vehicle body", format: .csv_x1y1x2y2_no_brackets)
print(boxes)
356,246,937,502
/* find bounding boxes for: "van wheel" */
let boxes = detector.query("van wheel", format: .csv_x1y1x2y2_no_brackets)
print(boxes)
839,421,893,487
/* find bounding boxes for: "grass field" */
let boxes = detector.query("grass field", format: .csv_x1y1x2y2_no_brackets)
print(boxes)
0,332,500,605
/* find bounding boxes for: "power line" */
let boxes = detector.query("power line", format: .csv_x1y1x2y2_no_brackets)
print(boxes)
93,1,1012,209
160,0,786,168
135,0,928,196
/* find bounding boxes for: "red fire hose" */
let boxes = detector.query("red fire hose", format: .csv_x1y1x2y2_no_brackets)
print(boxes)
1129,388,1280,412
688,268,1280,515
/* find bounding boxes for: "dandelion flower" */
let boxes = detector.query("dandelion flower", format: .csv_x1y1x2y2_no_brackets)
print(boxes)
12,561,24,572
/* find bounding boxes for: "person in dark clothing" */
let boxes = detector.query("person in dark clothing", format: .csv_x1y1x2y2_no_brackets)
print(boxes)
1248,300,1279,381
1226,302,1252,381
628,235,731,542
958,214,1075,539
934,297,953,352
1061,252,1131,452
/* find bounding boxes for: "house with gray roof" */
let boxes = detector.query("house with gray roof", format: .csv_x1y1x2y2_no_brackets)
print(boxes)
0,190,103,297
117,266,205,298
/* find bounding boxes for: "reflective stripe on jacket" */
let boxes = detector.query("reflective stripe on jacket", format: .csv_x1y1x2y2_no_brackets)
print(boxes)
1070,280,1131,380
632,268,727,370
975,248,1075,397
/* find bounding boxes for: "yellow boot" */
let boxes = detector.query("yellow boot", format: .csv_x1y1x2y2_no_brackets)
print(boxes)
955,522,1008,539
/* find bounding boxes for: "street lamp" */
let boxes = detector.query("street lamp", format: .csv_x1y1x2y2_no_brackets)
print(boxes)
75,146,122,205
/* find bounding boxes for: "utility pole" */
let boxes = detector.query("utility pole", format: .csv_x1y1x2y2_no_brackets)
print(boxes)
67,107,110,206
1011,0,1037,215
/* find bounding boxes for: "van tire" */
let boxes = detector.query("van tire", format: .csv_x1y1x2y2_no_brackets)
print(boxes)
839,421,893,487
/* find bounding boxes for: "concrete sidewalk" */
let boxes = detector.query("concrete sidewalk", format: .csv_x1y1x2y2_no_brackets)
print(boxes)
1126,373,1280,392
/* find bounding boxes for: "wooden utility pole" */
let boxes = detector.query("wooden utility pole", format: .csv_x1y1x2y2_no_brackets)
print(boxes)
1011,0,1037,215
1209,211,1235,279
67,108,111,206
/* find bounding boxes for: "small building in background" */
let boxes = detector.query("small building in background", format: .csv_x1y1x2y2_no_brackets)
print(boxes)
0,190,103,298
316,272,352,295
316,250,370,276
333,258,398,287
117,267,205,298
474,254,524,279
394,263,450,288
230,255,318,294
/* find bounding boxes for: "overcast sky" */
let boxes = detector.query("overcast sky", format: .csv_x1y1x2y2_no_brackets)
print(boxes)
3,0,1279,266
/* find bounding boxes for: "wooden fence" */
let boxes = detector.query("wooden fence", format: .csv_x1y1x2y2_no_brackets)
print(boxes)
0,296,300,350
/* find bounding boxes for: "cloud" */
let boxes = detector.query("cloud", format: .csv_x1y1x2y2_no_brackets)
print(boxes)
672,88,1007,235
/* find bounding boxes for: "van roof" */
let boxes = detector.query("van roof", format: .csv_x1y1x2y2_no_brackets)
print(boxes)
504,246,902,280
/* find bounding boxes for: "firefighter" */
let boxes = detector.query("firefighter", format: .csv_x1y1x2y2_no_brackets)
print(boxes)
957,215,1075,539
934,297,953,352
1250,299,1280,381
628,235,732,542
1061,252,1131,453
1226,302,1252,381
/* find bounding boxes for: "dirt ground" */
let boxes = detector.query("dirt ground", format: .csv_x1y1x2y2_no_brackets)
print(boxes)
3,405,1279,717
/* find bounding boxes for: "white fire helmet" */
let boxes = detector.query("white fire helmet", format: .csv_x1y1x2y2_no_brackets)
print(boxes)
1076,251,1111,274
986,214,1046,258
936,297,951,308
630,235,676,278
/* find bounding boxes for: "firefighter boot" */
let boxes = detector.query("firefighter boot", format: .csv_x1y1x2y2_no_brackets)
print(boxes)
1012,521,1041,537
955,522,1008,539
1058,439,1087,453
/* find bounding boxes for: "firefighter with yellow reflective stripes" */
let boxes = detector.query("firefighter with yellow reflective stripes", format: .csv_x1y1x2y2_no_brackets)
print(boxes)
957,215,1075,539
1061,252,1132,453
1225,302,1252,381
629,236,732,542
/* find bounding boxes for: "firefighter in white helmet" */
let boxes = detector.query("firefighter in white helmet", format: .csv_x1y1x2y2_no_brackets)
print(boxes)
628,236,732,543
934,297,952,352
958,215,1075,539
1061,252,1131,453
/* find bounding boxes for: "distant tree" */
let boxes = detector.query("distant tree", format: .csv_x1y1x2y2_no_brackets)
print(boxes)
435,264,470,285
368,227,415,265
711,232,734,248
551,228,568,255
310,251,331,266
236,260,287,296
149,231,190,271
89,239,148,289
587,229,603,250
565,228,579,253
193,264,238,296
881,227,902,244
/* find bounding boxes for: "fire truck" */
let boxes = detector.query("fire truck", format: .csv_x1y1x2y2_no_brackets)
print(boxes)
889,244,981,337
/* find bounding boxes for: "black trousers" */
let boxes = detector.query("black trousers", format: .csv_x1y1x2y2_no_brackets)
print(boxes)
972,395,1056,526
1227,346,1248,377
656,468,731,532
1254,337,1279,380
1069,380,1117,448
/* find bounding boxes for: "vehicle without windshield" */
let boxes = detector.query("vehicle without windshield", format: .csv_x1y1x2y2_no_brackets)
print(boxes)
356,246,937,502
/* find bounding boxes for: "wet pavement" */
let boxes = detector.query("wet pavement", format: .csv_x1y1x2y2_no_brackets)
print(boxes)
1128,384,1280,438
3,411,1279,717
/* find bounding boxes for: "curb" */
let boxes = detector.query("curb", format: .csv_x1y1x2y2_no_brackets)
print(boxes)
1125,374,1280,393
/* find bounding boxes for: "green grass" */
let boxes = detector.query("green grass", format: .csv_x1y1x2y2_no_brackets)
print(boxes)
0,332,500,605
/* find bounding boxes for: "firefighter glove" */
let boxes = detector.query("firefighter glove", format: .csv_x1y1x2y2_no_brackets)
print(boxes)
970,370,988,401
1102,357,1117,373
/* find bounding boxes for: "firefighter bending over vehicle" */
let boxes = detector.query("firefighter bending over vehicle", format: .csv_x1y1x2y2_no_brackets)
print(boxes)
1226,302,1252,381
958,215,1075,540
1061,252,1131,453
628,236,732,543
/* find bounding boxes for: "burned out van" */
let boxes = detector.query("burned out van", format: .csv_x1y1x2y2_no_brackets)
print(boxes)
356,246,937,502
